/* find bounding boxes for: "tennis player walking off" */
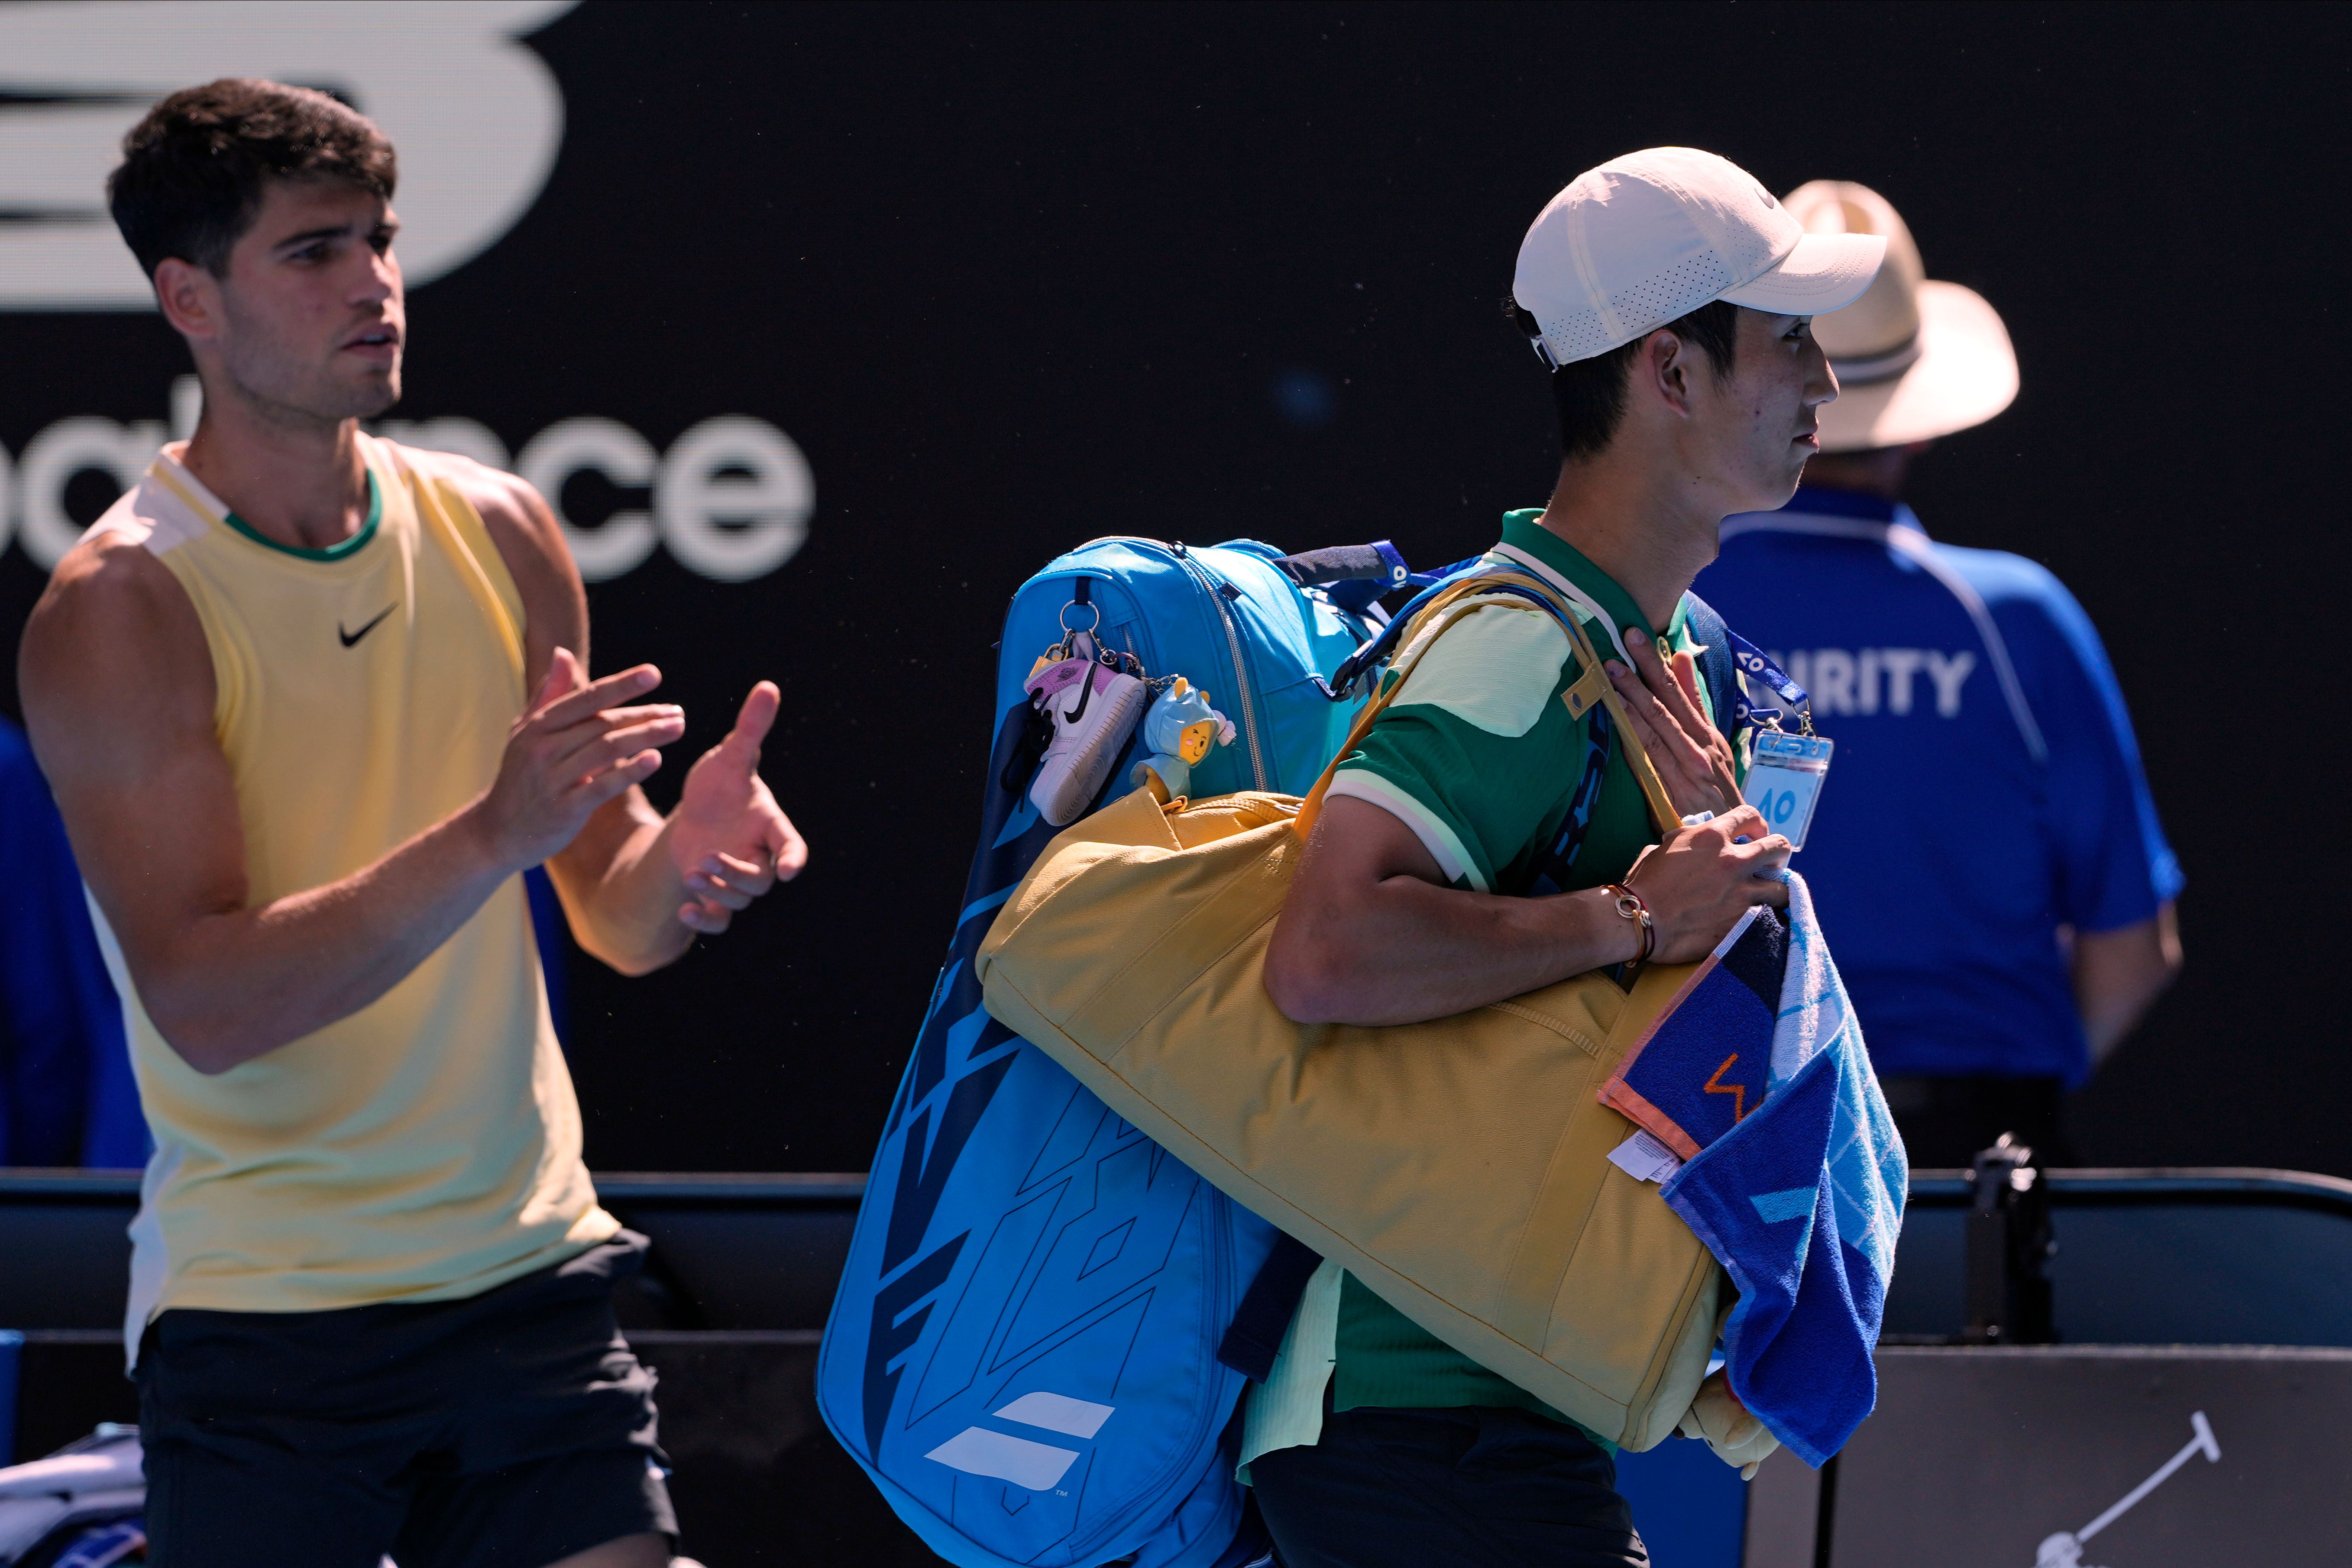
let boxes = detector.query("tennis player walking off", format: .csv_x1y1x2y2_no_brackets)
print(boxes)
1255,148,1886,1567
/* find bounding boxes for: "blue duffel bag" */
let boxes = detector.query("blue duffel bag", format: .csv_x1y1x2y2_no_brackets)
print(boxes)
818,537,1407,1568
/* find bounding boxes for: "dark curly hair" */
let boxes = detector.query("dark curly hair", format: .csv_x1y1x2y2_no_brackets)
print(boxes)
107,78,397,280
1504,295,1740,463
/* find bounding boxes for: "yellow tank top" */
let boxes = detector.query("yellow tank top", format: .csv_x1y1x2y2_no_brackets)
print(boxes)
88,435,617,1349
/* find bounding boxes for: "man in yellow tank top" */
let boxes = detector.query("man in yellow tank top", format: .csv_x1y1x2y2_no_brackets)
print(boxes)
17,81,806,1568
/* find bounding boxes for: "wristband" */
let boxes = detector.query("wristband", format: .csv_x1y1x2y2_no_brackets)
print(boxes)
1603,882,1655,975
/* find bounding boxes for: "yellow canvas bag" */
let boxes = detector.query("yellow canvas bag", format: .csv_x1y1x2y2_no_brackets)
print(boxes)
976,573,1724,1450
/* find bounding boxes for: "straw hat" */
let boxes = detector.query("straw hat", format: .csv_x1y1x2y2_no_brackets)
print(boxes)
1783,181,2018,452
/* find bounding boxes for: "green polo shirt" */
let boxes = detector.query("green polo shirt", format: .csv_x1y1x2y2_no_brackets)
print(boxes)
1325,509,1712,1437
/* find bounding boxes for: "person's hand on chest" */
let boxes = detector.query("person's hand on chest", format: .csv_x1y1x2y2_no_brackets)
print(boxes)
1602,630,1745,819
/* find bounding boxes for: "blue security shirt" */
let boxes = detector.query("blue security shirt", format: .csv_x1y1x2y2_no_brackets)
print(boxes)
0,716,147,1166
0,714,566,1167
1695,487,2181,1086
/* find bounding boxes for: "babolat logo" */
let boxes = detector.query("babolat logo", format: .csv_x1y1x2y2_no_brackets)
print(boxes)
924,1392,1115,1490
0,1,813,584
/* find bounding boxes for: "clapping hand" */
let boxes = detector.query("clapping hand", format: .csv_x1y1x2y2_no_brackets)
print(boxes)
666,680,807,933
481,650,686,870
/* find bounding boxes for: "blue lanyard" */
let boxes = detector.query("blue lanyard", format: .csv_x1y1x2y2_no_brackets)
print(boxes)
1724,629,1812,734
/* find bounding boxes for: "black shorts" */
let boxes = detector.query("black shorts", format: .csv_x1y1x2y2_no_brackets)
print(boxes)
136,1231,676,1568
1250,1403,1647,1568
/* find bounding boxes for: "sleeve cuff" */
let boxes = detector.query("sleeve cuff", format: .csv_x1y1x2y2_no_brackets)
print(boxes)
1326,769,1488,892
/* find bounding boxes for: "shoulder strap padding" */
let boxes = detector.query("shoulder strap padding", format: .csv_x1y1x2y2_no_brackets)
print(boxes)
1680,591,1741,748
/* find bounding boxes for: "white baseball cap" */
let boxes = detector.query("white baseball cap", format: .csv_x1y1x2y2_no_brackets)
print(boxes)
1512,147,1887,367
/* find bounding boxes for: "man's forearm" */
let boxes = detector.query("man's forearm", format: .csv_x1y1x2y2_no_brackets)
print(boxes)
132,803,518,1073
2076,904,2182,1065
1268,876,1642,1026
551,805,697,977
1267,798,1787,1028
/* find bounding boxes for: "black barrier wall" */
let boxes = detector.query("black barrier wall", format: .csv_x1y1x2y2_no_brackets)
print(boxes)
2,2,2345,1175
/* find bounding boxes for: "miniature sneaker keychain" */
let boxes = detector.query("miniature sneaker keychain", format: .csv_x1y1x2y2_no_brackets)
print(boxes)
1025,607,1148,826
1129,677,1236,803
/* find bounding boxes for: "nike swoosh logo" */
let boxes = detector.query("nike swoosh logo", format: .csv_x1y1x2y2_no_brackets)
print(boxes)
339,605,398,648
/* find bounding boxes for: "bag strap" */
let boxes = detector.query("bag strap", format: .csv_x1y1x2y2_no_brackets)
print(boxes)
1268,541,1410,590
1679,592,1741,748
1293,569,1683,841
1268,540,1414,618
1290,575,1521,840
1217,1232,1326,1381
1518,577,1682,831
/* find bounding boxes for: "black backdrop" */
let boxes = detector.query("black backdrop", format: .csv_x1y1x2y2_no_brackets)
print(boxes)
4,1,2347,1176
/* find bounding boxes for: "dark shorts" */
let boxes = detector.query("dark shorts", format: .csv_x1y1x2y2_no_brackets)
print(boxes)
1250,1403,1647,1568
136,1231,676,1568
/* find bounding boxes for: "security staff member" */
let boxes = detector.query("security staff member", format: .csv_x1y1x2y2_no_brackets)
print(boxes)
1697,181,2181,1166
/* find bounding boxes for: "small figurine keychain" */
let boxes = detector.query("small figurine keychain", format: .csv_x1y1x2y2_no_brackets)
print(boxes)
1129,677,1237,803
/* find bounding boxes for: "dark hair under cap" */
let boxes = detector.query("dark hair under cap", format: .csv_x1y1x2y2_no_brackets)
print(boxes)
107,78,398,280
1505,295,1740,463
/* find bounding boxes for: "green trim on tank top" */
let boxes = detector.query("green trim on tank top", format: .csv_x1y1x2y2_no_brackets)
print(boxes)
222,470,382,561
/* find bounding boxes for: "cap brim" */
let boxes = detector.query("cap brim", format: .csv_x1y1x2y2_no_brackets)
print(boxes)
1718,232,1886,315
1818,280,2019,452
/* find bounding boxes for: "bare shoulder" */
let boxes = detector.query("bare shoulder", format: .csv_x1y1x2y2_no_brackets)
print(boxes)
23,527,210,689
19,527,215,782
22,514,249,967
391,443,584,666
398,445,570,577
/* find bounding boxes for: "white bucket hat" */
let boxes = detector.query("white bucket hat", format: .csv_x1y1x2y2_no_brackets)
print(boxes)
1783,180,2019,453
1513,147,1885,367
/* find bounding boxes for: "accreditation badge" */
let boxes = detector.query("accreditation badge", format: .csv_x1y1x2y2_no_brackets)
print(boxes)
1742,729,1833,850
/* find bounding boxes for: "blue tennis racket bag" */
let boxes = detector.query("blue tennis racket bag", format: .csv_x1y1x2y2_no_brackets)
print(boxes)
819,537,1404,1568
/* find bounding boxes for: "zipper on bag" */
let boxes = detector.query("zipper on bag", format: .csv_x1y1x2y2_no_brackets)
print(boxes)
1175,550,1270,790
1063,536,1273,791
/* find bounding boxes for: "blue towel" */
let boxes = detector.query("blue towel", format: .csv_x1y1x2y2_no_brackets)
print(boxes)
1602,871,1905,1467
